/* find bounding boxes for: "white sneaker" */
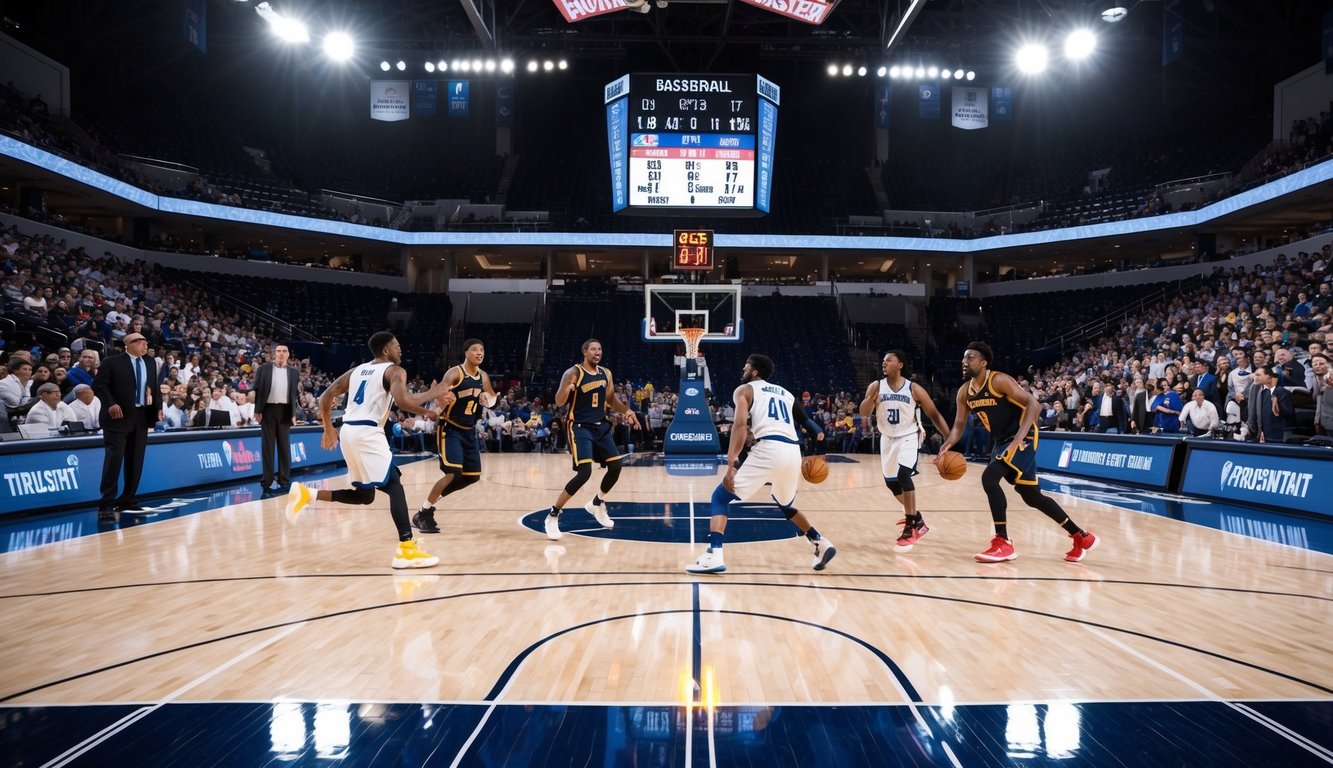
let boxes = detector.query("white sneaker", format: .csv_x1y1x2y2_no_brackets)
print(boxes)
685,548,726,574
810,537,837,571
586,499,614,528
544,513,563,541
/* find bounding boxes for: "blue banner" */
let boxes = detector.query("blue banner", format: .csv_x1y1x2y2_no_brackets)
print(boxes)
496,83,515,127
991,86,1012,121
0,428,344,515
447,81,470,117
756,98,777,213
606,97,628,212
1035,433,1179,489
1180,442,1333,517
1325,9,1333,74
412,81,437,118
183,0,206,54
876,84,891,128
1163,6,1184,65
918,85,939,119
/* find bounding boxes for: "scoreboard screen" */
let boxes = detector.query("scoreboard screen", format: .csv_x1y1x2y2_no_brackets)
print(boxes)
605,73,779,215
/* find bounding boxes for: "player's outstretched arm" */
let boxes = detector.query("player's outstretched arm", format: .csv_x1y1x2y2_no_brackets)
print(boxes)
388,366,438,419
419,367,460,409
912,383,952,447
791,401,825,442
554,367,578,409
937,385,970,455
858,379,880,418
603,369,640,429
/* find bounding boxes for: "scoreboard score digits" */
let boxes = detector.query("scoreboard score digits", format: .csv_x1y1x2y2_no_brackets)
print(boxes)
605,73,779,215
673,229,714,270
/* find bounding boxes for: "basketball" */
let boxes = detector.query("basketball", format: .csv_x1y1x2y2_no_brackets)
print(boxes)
802,455,829,484
937,451,967,481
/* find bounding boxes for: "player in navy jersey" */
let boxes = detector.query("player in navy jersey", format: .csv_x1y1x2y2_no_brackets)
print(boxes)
685,353,834,574
542,339,641,540
938,342,1098,563
285,331,453,569
413,339,497,534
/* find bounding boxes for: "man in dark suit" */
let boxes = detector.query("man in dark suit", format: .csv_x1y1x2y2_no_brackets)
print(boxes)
1128,377,1150,434
1188,360,1219,405
1246,364,1293,443
92,332,159,518
253,344,301,494
1088,380,1128,433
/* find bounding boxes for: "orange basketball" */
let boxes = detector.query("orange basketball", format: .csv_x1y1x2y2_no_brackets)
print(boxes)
801,455,829,484
937,451,967,481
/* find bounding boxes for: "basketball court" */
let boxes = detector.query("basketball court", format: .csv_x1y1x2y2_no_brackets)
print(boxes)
2,450,1330,767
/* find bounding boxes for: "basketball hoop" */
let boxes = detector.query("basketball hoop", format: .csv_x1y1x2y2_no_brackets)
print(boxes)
680,327,706,360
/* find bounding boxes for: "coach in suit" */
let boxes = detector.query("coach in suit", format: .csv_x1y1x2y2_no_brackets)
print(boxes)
1090,381,1128,433
253,344,301,493
92,332,159,518
1246,365,1293,443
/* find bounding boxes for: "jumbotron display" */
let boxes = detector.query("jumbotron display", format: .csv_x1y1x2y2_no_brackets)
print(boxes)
605,73,779,215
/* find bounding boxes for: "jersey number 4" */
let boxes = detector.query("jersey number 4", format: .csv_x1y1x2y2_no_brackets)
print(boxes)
352,380,367,405
767,399,791,424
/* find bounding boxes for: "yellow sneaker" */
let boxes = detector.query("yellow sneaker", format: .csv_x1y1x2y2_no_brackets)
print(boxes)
392,539,440,569
284,482,312,524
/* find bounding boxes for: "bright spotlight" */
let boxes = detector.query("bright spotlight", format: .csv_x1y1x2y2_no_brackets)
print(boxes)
558,59,568,70
926,65,939,78
914,66,925,78
526,60,538,72
543,60,554,71
857,65,867,76
966,70,976,80
379,60,391,72
424,61,435,73
1065,28,1096,60
395,60,406,71
500,58,515,73
888,65,900,78
471,58,483,71
322,32,354,61
836,63,848,76
459,60,470,72
437,60,447,71
1101,6,1128,22
256,3,309,43
827,63,838,76
953,68,964,79
1015,43,1048,74
484,59,497,72
876,66,887,77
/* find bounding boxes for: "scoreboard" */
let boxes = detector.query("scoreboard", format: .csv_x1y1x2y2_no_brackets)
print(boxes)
673,229,714,270
606,73,779,215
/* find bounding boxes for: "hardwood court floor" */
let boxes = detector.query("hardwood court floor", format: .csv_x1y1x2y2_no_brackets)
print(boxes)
1,453,1330,766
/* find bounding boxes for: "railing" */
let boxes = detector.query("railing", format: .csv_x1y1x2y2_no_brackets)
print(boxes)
1039,274,1205,350
174,274,323,345
119,154,200,175
1154,171,1232,192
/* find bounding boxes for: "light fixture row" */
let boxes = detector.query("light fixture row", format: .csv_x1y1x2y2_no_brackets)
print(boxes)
826,63,976,81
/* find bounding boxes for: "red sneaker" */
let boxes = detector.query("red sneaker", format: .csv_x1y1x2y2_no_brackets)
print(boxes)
975,535,1017,563
1065,532,1098,562
895,522,930,552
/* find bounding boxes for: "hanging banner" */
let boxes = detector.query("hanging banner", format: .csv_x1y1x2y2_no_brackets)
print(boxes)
370,81,410,122
496,84,515,127
918,84,939,119
991,86,1012,121
551,0,633,22
951,86,987,130
447,81,470,117
737,0,839,25
876,84,891,127
1163,6,1184,65
1325,9,1333,74
183,0,206,53
413,81,438,118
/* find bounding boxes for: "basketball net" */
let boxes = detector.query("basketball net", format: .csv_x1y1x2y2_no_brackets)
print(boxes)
680,327,706,360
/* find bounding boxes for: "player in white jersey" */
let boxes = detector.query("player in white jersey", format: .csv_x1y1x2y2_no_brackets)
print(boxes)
685,354,835,574
284,331,452,569
859,350,951,552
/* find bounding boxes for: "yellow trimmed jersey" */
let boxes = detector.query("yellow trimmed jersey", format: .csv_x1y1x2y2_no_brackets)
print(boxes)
441,364,485,428
964,371,1034,443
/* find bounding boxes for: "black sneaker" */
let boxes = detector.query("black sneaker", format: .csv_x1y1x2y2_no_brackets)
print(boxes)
412,507,440,534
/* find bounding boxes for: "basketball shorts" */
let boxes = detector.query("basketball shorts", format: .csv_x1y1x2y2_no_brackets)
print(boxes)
569,421,622,468
439,423,482,476
732,438,802,507
879,432,920,478
340,423,393,487
995,432,1039,486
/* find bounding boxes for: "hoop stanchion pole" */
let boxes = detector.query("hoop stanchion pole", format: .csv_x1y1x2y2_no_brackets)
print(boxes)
664,326,720,455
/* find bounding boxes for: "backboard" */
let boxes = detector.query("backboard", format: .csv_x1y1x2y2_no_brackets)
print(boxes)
642,284,743,343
